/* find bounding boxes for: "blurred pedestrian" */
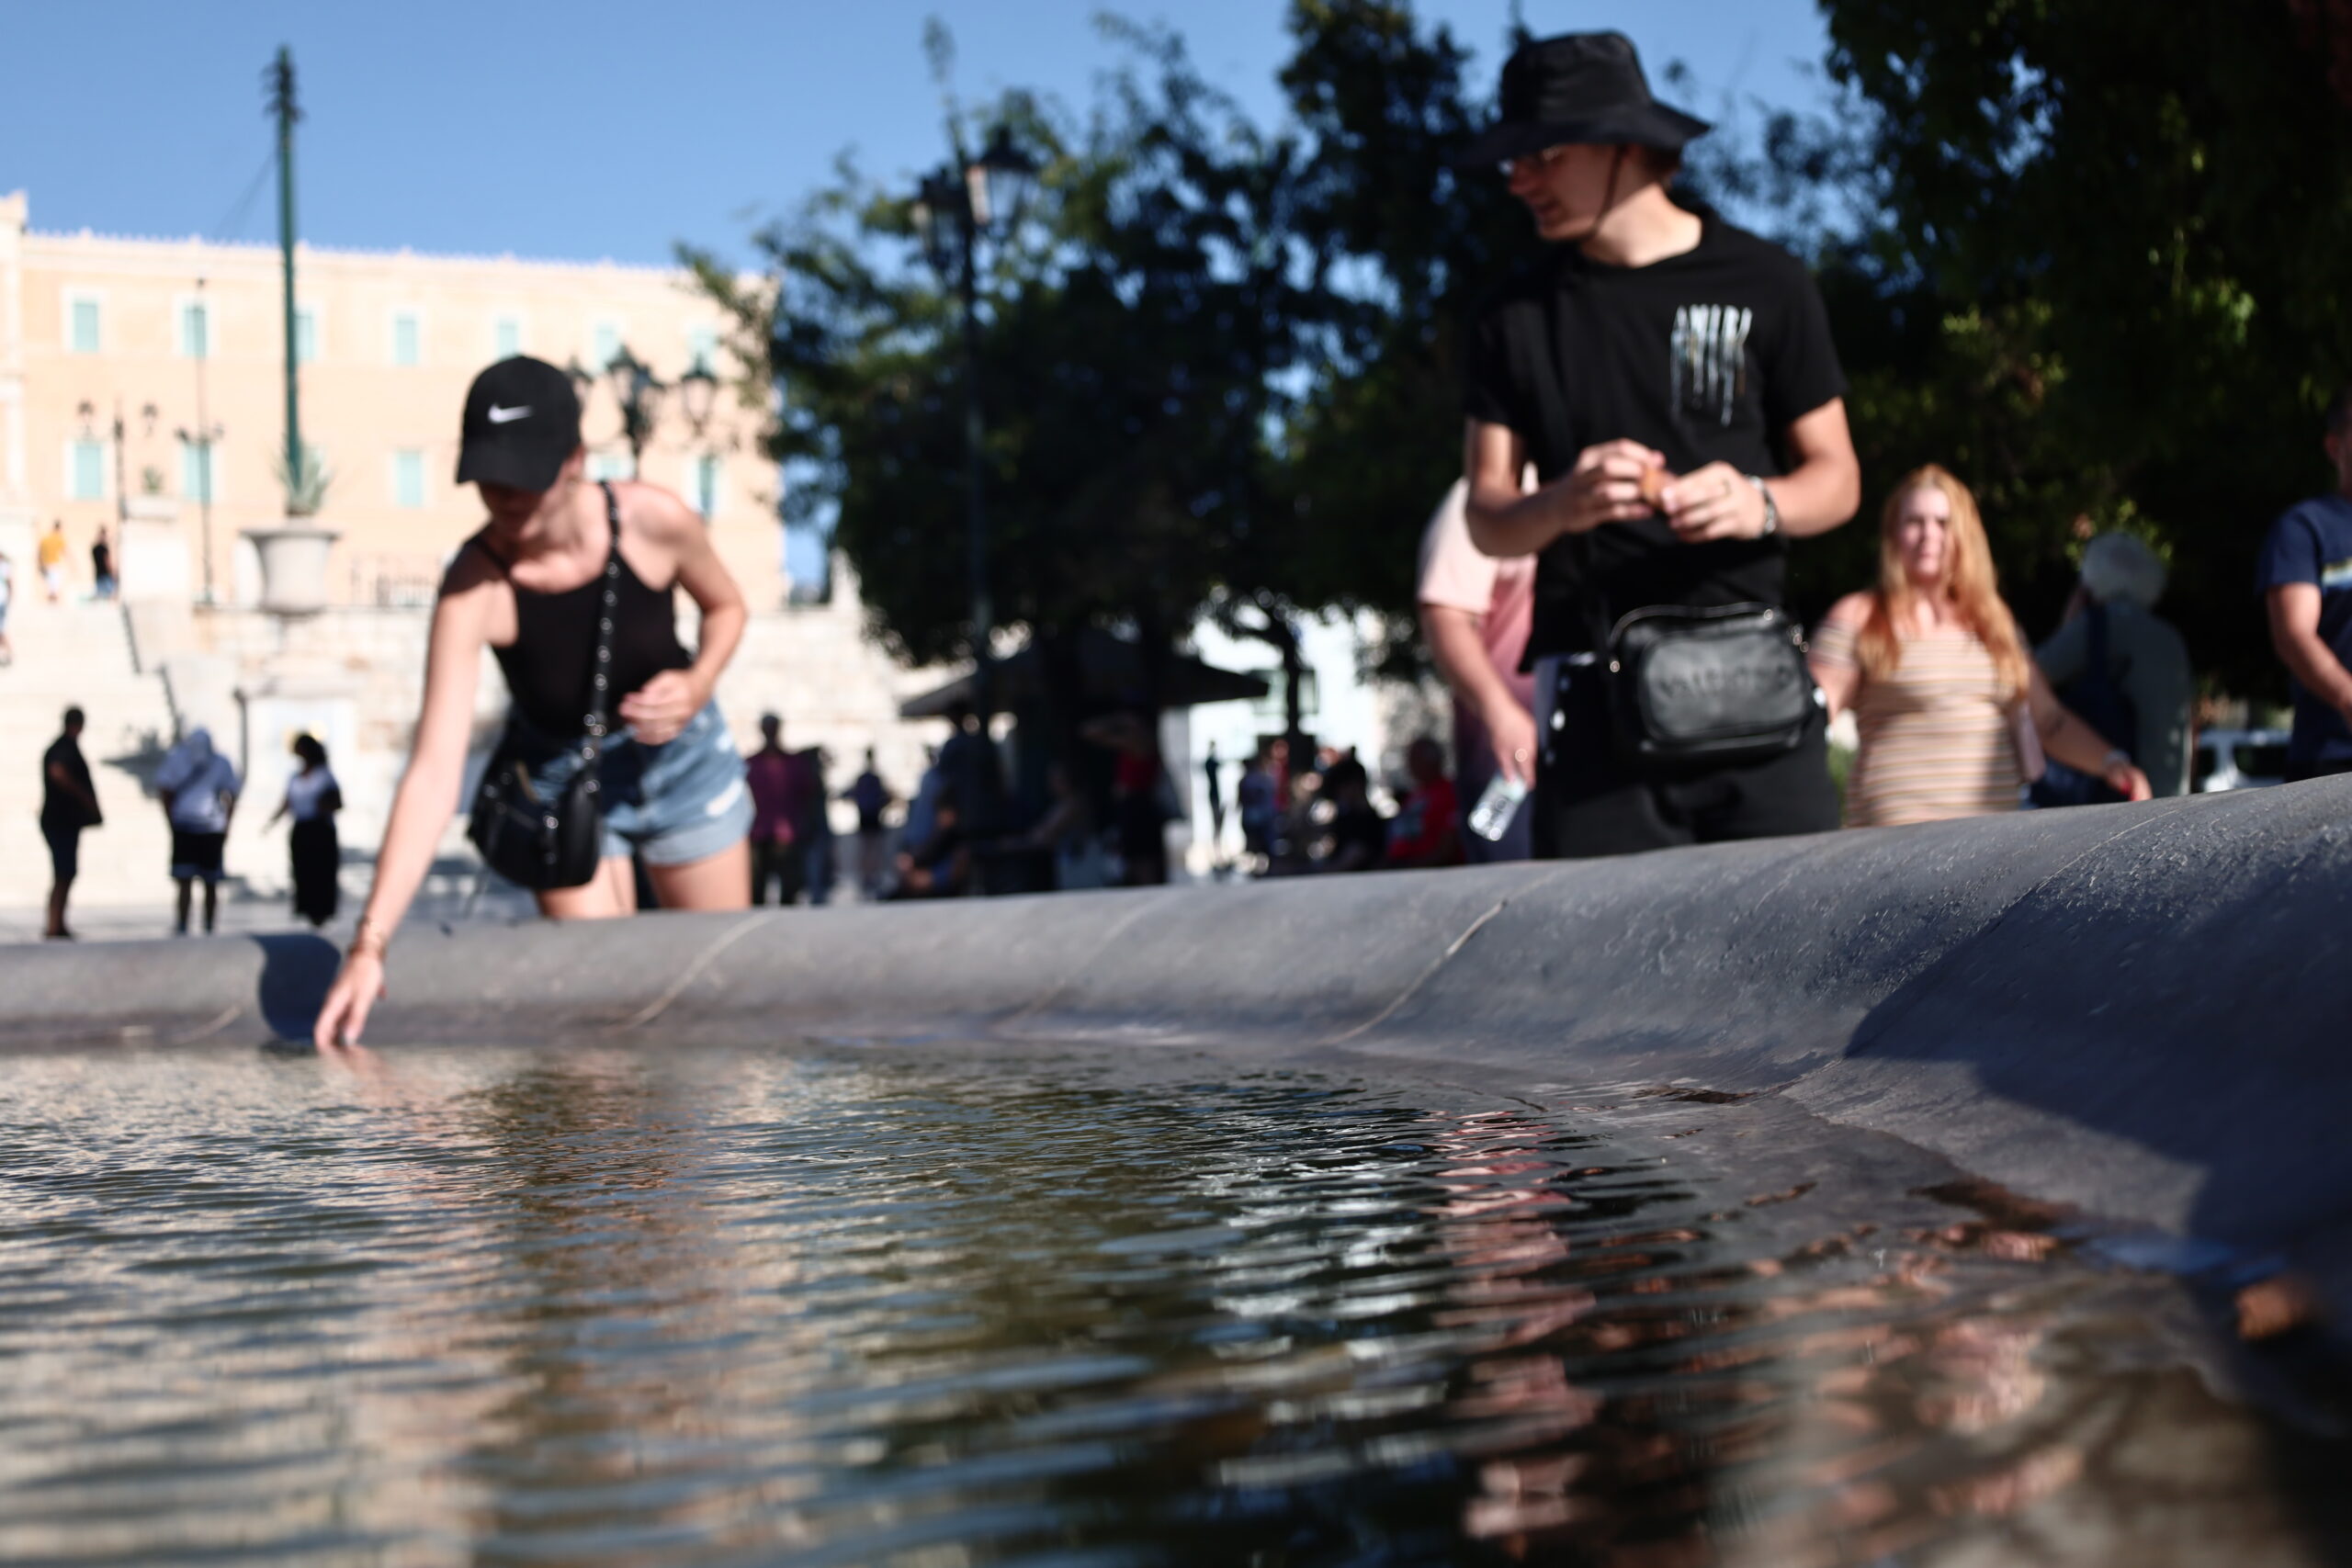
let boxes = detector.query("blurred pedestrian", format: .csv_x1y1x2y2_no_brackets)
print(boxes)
38,521,68,603
91,526,117,601
266,733,343,927
1084,711,1173,886
1385,738,1463,869
1203,741,1227,866
1810,465,2150,826
2259,381,2352,782
1317,756,1387,873
0,547,15,665
41,706,101,940
1419,478,1537,861
2035,534,2193,802
848,749,891,897
1004,761,1106,890
888,785,969,898
744,713,807,906
935,703,1006,890
155,725,241,935
1460,32,1860,859
801,746,836,905
1236,749,1277,869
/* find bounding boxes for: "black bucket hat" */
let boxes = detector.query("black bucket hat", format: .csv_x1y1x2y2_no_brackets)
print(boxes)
1457,31,1712,168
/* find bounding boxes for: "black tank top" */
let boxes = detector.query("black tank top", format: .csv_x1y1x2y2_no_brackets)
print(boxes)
475,488,691,738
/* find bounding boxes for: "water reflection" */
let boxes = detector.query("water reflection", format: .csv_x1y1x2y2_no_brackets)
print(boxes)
0,1046,2333,1565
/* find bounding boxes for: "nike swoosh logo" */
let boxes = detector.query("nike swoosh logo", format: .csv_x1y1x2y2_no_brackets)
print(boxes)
486,404,532,423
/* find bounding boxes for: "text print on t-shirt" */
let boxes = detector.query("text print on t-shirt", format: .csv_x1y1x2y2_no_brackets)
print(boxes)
1670,304,1754,428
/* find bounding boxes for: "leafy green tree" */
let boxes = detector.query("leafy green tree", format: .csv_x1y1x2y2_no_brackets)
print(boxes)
1796,0,2352,693
688,27,1331,707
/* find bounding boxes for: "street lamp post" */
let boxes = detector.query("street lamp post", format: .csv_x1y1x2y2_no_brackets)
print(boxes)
910,125,1039,727
606,345,664,472
83,399,158,526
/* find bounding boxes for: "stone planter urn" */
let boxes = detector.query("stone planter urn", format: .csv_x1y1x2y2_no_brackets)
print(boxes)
241,522,340,615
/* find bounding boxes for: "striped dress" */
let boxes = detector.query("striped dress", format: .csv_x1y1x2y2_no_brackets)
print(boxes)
1813,617,2024,828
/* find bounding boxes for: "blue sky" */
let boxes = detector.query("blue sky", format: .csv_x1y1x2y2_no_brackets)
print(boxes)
3,1,1837,266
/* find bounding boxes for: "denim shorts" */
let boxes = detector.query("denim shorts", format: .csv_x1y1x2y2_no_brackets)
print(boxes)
508,700,752,867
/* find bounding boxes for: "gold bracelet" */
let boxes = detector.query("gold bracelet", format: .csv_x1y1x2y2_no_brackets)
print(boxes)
349,916,390,962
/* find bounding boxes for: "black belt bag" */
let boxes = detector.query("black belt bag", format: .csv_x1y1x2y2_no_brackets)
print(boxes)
467,482,625,890
468,749,606,891
1600,603,1822,768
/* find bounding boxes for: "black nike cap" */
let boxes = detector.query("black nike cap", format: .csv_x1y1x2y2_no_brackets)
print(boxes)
456,355,582,491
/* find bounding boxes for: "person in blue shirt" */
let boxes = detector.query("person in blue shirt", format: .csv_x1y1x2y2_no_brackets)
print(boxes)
2258,382,2352,781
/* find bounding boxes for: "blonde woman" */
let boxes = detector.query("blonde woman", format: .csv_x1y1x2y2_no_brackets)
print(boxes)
1809,465,2151,827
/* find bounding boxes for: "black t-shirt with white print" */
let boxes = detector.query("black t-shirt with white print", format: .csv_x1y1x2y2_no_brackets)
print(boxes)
1464,219,1847,660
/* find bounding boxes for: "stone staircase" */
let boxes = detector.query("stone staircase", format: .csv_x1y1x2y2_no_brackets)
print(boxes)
0,596,180,909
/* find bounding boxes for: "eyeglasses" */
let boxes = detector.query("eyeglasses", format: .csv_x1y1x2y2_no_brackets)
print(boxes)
1500,144,1575,178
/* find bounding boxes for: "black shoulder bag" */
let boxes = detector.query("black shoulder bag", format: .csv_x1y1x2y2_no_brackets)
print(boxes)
467,483,622,889
1590,593,1822,769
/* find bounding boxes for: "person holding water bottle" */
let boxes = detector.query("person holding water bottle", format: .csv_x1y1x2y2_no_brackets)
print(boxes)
1419,478,1537,860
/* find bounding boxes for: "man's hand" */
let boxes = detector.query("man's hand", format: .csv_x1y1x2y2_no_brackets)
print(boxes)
1556,439,1668,536
2106,759,2154,803
1487,700,1540,786
617,670,709,745
1662,462,1769,542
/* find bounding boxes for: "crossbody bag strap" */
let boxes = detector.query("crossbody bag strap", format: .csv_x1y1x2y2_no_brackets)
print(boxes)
580,482,624,773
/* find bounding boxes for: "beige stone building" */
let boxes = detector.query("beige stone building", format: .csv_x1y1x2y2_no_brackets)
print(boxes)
0,188,776,607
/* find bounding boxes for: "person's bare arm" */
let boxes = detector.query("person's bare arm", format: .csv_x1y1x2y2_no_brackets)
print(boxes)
1463,420,1662,559
616,484,748,744
1663,398,1863,543
2026,663,2152,800
1806,592,1872,721
313,560,494,1048
1420,602,1538,785
2267,583,2352,724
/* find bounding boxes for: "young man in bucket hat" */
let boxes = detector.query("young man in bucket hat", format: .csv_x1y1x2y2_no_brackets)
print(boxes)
1459,32,1861,859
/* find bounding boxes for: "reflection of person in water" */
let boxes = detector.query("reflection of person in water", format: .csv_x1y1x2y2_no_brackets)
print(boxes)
1415,1105,2086,1562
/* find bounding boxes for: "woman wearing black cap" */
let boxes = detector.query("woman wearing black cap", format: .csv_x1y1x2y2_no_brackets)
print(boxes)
315,355,753,1048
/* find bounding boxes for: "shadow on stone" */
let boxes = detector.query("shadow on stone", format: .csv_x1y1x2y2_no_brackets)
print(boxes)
249,931,340,1044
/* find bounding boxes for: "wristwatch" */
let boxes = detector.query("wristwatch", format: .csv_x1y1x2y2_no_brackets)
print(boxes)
1746,474,1780,537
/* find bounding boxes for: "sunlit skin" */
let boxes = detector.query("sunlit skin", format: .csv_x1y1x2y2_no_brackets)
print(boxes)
2263,420,2352,727
312,448,752,1052
1811,484,2153,801
1465,142,1860,567
1890,486,1957,629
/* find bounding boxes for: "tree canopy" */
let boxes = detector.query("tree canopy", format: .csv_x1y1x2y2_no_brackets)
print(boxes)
1797,0,2352,691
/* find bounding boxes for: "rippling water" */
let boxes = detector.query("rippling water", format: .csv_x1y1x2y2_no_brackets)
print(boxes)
0,1043,2338,1566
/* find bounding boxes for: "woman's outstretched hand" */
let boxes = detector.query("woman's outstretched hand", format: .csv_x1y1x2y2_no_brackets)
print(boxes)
617,670,708,745
313,952,386,1051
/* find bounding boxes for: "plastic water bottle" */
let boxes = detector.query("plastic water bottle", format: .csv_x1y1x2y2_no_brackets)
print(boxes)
1466,773,1528,841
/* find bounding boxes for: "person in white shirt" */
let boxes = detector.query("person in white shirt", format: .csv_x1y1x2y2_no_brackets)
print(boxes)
154,727,242,935
266,733,343,928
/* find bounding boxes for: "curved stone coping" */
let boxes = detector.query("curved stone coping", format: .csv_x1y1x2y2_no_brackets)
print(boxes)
5,778,2348,1268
